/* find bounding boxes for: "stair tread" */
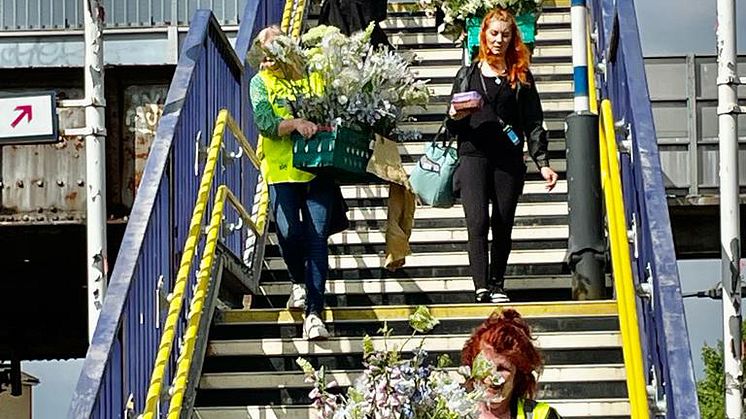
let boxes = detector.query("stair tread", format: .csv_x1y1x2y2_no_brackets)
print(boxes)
216,301,618,324
257,275,580,295
206,331,622,357
199,364,627,389
194,399,631,419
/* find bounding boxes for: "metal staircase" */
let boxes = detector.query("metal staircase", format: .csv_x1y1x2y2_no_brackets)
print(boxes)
67,1,701,418
192,4,630,418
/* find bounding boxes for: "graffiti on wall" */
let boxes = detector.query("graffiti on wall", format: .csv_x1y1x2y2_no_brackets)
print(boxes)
121,85,168,207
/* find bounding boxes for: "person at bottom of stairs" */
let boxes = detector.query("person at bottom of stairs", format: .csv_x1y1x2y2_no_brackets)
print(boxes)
446,9,558,304
462,309,562,419
249,26,348,340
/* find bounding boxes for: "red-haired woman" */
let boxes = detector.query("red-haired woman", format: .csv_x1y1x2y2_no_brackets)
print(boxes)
462,309,562,418
447,9,559,304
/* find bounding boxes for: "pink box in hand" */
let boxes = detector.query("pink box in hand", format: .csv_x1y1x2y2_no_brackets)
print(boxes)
451,91,483,111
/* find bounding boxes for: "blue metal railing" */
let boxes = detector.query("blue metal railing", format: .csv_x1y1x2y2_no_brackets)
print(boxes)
67,1,281,417
589,0,701,417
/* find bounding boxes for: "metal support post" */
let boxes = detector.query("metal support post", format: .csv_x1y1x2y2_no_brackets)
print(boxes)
716,0,743,415
570,0,589,112
566,0,604,299
84,0,108,342
566,113,606,299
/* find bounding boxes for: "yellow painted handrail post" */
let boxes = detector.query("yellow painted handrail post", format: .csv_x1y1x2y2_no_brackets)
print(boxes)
280,0,295,34
139,109,229,419
166,186,228,418
599,100,650,419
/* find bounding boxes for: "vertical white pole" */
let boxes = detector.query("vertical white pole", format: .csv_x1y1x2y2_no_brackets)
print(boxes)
84,0,108,342
717,0,743,416
570,0,589,112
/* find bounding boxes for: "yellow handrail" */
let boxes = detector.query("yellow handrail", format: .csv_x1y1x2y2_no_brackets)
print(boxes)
166,185,254,417
139,109,260,419
281,0,307,37
586,21,649,418
599,99,650,419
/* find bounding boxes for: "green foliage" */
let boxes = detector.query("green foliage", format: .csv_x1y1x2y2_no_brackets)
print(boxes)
696,322,746,418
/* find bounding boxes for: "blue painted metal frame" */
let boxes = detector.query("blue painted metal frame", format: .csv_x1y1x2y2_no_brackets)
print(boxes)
67,1,282,417
590,0,701,417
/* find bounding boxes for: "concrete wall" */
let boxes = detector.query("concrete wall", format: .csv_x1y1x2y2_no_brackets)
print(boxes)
0,382,34,419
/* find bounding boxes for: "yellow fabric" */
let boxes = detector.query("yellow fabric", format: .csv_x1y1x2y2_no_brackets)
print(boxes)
516,398,552,419
257,69,315,185
366,134,416,271
384,183,415,271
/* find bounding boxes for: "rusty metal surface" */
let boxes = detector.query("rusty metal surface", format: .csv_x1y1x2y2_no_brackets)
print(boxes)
0,87,86,223
0,80,170,224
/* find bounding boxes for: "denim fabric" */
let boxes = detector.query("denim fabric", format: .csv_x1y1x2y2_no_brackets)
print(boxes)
269,176,335,315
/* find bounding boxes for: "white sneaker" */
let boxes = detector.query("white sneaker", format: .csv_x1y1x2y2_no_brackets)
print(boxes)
286,284,307,309
303,313,330,341
490,288,510,303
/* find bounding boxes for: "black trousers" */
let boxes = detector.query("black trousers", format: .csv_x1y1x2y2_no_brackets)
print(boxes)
455,155,526,291
319,0,392,49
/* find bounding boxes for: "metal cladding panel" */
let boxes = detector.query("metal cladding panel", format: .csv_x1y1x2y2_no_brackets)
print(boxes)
0,0,248,30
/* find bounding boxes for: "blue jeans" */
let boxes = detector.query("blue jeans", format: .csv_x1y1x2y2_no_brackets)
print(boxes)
269,176,335,315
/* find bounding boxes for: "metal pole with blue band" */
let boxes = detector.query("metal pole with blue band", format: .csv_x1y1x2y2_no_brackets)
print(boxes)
565,0,605,300
571,0,590,111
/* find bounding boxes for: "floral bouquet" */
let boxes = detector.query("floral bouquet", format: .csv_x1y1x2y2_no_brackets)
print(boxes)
252,24,430,140
418,0,544,42
296,306,507,419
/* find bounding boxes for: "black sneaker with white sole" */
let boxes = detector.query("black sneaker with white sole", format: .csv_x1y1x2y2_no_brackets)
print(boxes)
489,287,510,303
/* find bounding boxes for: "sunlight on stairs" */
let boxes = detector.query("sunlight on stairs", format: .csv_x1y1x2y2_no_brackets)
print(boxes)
193,2,629,418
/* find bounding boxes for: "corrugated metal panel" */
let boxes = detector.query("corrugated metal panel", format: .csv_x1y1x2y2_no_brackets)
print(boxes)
646,55,746,197
0,0,248,30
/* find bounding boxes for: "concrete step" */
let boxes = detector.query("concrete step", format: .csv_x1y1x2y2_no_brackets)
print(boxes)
257,275,578,296
195,400,631,419
343,201,567,221
200,364,624,389
407,97,573,115
399,118,568,134
274,225,568,246
339,180,568,199
411,62,573,79
424,80,574,96
263,248,567,271
407,45,572,63
206,330,620,356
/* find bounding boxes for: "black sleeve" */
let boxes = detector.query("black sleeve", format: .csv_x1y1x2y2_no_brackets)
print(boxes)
519,70,550,169
445,66,470,134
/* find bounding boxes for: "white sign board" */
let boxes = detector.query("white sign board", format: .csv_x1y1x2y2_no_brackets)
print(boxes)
0,92,58,144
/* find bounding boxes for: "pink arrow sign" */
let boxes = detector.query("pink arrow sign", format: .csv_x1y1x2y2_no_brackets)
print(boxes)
11,105,33,128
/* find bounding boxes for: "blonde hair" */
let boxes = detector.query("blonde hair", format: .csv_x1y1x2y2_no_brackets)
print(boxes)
247,25,283,70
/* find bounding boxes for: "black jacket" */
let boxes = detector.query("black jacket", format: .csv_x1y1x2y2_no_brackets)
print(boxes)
446,62,550,169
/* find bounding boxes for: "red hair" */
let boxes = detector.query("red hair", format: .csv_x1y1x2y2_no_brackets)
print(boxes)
461,309,543,400
477,8,531,89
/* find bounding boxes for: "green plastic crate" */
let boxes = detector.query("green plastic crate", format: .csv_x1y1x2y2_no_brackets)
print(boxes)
292,126,373,181
467,13,536,59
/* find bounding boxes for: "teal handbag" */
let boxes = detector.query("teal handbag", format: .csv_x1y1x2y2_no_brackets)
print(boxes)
409,120,459,208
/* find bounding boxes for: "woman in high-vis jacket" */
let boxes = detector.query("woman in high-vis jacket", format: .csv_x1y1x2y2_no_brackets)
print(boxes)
248,26,333,340
462,309,562,419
